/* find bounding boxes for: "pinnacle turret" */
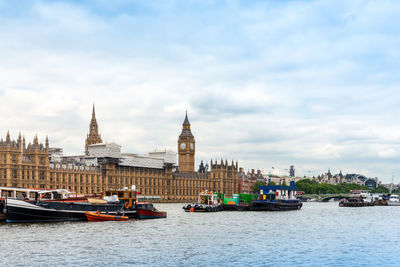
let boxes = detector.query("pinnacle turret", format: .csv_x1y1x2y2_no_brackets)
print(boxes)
92,104,96,119
85,104,103,155
183,110,190,126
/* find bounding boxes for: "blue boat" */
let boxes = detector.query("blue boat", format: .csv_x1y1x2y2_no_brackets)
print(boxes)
249,181,302,211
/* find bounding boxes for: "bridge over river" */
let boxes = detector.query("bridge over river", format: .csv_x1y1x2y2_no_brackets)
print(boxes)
301,194,352,202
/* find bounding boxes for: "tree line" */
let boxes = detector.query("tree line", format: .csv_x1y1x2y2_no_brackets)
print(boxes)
294,179,389,194
250,179,391,194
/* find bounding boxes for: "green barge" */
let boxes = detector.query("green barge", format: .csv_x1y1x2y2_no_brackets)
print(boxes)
222,193,259,210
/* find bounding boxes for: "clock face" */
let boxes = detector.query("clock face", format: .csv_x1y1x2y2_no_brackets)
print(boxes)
190,143,194,150
180,142,186,149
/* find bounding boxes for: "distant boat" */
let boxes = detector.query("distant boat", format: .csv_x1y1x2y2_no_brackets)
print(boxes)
388,194,400,206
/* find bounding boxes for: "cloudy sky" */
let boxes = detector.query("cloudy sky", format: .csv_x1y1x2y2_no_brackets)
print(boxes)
0,0,399,182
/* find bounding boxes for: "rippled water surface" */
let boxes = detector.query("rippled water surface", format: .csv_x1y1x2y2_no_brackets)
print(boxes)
1,202,400,266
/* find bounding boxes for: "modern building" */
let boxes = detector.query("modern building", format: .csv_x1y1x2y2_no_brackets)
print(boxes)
0,106,238,201
289,165,295,177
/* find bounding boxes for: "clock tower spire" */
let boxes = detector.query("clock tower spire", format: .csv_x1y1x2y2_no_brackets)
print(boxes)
178,111,195,172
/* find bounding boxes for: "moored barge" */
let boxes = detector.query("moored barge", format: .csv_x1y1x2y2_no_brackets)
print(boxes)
248,181,302,211
5,187,167,223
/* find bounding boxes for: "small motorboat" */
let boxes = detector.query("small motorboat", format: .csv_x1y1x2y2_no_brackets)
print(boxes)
85,211,129,222
137,208,167,219
135,202,167,219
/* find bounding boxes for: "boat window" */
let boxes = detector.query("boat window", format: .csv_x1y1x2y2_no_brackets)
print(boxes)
125,193,129,199
118,192,124,198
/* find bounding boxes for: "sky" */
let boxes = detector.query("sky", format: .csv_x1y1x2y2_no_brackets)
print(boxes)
0,0,399,183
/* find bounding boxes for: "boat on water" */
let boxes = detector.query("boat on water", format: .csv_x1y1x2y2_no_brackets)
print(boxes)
339,190,376,207
222,193,258,211
0,187,42,220
248,181,302,211
5,188,137,223
5,186,166,223
387,194,400,206
339,198,374,207
183,191,223,212
0,187,91,220
136,202,167,219
85,211,129,222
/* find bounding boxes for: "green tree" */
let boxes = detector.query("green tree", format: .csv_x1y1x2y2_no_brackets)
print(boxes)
372,185,389,193
295,179,371,194
251,181,266,193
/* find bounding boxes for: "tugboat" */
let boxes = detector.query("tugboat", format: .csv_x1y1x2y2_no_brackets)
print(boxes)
183,190,223,212
248,181,302,211
136,202,167,219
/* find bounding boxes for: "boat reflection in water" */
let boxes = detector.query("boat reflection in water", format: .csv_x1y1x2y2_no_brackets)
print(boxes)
4,186,166,223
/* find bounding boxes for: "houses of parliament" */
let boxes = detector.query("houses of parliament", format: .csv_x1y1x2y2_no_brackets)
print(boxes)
0,106,238,201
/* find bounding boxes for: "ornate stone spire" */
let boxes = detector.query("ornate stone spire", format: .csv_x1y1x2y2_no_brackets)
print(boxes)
85,104,103,155
6,130,10,143
92,104,96,120
90,104,99,135
183,110,190,126
18,132,22,149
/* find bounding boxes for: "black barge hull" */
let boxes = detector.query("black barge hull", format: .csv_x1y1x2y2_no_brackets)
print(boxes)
249,200,302,211
5,199,137,223
182,203,223,212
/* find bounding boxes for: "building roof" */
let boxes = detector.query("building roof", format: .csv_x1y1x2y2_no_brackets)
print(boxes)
183,111,190,126
179,112,194,138
120,155,164,169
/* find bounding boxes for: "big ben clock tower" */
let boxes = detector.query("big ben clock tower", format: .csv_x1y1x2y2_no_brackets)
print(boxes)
178,111,195,172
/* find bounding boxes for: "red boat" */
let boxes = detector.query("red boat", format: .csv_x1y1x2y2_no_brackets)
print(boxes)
85,211,129,222
137,208,167,219
135,202,167,219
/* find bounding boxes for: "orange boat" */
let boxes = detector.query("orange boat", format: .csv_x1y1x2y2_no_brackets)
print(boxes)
85,211,129,222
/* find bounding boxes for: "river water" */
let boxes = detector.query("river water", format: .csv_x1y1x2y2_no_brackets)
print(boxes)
0,202,399,266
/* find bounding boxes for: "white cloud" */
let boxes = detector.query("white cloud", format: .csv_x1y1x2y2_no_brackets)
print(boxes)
0,0,399,182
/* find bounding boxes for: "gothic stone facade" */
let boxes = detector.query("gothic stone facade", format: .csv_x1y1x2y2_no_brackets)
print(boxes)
0,108,238,201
